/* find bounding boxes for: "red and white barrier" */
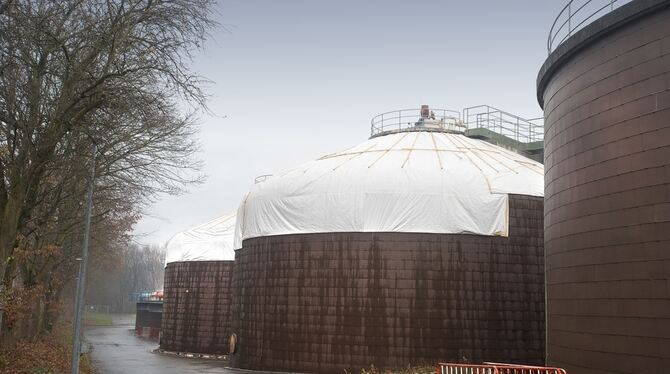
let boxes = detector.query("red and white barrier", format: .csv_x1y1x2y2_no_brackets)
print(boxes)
437,362,567,374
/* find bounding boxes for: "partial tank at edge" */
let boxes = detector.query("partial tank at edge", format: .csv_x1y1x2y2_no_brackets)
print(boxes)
537,1,670,373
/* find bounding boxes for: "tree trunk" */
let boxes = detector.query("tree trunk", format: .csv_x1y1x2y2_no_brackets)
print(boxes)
33,297,45,340
0,190,27,339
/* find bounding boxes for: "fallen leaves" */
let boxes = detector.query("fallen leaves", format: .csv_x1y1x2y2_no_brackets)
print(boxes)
0,322,94,374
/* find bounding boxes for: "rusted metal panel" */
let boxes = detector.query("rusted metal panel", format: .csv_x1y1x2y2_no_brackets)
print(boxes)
160,260,234,354
229,195,545,373
538,3,670,374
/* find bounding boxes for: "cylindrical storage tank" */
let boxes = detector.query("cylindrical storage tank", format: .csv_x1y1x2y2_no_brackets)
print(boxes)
537,2,670,373
160,213,236,354
230,116,546,372
135,301,163,340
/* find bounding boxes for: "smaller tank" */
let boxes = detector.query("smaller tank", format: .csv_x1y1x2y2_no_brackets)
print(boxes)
160,213,236,354
135,294,162,340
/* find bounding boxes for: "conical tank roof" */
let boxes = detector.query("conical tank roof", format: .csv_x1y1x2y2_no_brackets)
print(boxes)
234,131,543,248
165,212,236,264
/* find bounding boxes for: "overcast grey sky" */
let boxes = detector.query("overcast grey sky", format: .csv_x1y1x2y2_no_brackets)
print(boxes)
133,0,565,246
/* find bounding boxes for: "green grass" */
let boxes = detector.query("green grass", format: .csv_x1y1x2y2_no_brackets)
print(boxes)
83,310,113,326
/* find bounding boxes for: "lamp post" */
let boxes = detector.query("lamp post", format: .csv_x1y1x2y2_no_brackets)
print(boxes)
70,143,97,374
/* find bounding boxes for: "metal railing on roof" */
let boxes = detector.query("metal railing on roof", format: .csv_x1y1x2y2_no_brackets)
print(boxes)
370,108,463,138
463,105,543,143
370,106,543,143
548,0,632,54
129,291,163,302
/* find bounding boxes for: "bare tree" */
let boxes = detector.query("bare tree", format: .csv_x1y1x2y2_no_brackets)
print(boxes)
0,0,216,337
87,243,164,313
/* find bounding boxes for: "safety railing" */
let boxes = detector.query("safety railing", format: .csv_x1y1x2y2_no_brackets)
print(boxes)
129,290,163,302
437,362,567,374
548,0,632,54
370,108,463,138
463,105,543,143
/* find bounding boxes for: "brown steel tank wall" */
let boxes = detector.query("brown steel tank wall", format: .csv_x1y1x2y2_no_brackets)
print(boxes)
537,2,670,373
229,195,544,373
135,302,162,340
160,260,234,354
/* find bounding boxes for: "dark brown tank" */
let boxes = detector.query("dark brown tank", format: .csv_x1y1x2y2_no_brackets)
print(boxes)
537,1,670,373
160,260,234,354
135,301,162,340
229,195,544,373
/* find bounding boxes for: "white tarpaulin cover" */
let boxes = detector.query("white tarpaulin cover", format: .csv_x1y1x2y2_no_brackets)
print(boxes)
234,132,543,248
165,212,236,264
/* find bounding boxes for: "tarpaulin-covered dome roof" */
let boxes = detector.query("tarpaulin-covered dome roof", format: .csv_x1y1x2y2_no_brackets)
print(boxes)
234,131,543,248
165,212,236,264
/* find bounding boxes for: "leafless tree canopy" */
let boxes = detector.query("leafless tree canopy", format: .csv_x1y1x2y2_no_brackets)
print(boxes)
0,0,216,341
88,243,165,313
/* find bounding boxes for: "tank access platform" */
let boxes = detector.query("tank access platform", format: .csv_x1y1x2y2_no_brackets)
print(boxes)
370,105,544,163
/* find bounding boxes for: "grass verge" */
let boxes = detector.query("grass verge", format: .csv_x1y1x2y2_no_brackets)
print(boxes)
83,311,113,326
360,365,436,374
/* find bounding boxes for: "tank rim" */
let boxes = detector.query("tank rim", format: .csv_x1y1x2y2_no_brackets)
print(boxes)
536,0,670,108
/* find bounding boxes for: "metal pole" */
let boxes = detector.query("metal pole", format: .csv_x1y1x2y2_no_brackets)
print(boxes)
70,144,97,374
516,118,520,142
487,107,490,130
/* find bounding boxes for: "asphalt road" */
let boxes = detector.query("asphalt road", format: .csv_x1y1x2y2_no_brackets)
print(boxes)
85,314,238,374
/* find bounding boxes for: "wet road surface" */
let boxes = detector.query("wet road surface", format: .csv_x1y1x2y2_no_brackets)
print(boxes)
85,314,238,374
